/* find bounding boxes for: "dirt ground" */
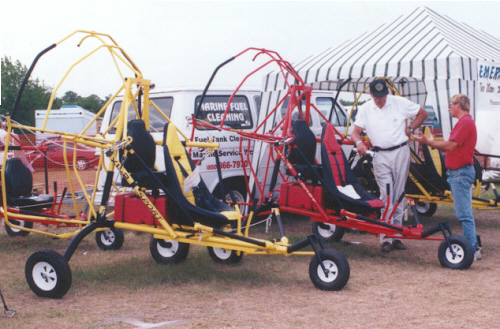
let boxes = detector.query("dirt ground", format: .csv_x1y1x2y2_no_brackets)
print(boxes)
1,206,499,329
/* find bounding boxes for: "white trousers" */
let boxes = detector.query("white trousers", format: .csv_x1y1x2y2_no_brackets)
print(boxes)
372,145,410,244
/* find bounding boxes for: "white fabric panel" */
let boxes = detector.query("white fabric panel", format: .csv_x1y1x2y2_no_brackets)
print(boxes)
260,6,499,156
248,89,284,200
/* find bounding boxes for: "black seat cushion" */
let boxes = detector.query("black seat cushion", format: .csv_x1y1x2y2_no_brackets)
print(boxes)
123,119,156,173
121,119,161,189
4,158,54,209
288,120,317,165
286,164,323,181
4,158,33,197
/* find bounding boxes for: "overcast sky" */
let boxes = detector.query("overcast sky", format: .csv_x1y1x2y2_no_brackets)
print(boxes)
1,1,499,100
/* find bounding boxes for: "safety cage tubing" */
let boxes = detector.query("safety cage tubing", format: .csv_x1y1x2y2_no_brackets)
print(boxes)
1,31,153,238
189,48,352,208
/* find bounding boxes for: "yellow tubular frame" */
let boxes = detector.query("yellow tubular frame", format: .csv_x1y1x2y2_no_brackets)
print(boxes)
2,30,316,257
0,30,141,238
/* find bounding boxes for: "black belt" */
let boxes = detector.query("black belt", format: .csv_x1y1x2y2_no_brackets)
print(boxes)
372,141,408,152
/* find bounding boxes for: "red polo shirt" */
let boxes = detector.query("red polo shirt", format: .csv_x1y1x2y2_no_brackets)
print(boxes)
445,114,477,170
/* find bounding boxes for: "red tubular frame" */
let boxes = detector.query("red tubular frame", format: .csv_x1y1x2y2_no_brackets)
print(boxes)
0,139,86,229
188,47,445,243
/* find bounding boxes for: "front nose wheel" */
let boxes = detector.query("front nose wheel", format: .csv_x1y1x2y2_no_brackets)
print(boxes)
438,235,474,269
25,249,72,299
309,249,349,291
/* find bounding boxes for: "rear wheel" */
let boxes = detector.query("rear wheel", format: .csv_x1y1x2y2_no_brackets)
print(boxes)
5,219,33,237
150,238,190,264
216,178,248,214
312,222,345,242
438,235,474,269
95,228,124,250
25,249,72,299
207,247,243,264
309,249,350,291
413,202,438,217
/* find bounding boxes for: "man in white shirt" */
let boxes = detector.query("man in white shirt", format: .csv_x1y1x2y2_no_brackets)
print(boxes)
351,78,428,252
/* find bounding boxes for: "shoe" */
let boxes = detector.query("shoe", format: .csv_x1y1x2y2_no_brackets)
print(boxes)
381,242,393,253
474,248,482,261
392,240,407,250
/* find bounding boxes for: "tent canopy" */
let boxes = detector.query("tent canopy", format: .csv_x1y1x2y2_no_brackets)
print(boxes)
262,6,500,155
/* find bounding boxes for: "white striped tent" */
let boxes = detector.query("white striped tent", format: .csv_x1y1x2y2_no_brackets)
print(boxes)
260,6,499,155
248,6,499,201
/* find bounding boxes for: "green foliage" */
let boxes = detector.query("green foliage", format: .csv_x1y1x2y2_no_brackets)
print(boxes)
1,56,56,126
61,90,79,104
61,91,108,114
1,56,109,127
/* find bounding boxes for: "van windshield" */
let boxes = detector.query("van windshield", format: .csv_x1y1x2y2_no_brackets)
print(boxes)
280,97,313,126
316,97,347,127
108,97,173,133
194,95,253,130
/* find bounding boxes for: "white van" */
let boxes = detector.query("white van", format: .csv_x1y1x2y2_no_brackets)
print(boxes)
98,88,261,204
98,88,351,205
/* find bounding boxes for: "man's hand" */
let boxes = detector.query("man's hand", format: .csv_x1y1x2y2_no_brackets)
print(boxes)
405,127,412,137
352,125,368,156
412,132,431,145
356,142,368,156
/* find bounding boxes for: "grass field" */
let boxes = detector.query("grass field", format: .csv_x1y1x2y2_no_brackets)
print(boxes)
1,205,499,328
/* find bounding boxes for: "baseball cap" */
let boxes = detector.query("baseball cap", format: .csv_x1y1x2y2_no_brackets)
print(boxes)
369,79,389,98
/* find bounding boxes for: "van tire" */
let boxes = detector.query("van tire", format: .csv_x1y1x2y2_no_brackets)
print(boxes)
215,178,247,213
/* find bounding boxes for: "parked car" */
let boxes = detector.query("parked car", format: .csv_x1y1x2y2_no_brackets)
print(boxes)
26,140,99,170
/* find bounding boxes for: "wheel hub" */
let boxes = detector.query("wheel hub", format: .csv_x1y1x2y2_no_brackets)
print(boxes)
317,260,339,283
32,262,57,291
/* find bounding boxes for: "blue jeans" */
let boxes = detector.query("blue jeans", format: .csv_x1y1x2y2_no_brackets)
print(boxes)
447,165,478,249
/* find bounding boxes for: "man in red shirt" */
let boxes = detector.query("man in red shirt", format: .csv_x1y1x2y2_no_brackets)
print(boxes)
413,94,481,261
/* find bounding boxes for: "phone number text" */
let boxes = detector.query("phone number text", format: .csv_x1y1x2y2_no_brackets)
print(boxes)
206,160,249,170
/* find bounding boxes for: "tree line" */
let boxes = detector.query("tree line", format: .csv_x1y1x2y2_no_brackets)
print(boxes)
1,56,109,127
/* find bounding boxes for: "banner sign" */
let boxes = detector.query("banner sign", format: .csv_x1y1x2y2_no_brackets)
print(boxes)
477,61,500,110
195,95,253,129
475,60,500,158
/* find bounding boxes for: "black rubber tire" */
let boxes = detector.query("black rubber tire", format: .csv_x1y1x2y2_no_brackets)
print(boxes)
309,249,350,291
207,247,243,264
150,238,190,264
25,249,72,299
413,202,438,217
95,228,124,251
312,222,346,242
5,219,33,237
438,234,474,269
